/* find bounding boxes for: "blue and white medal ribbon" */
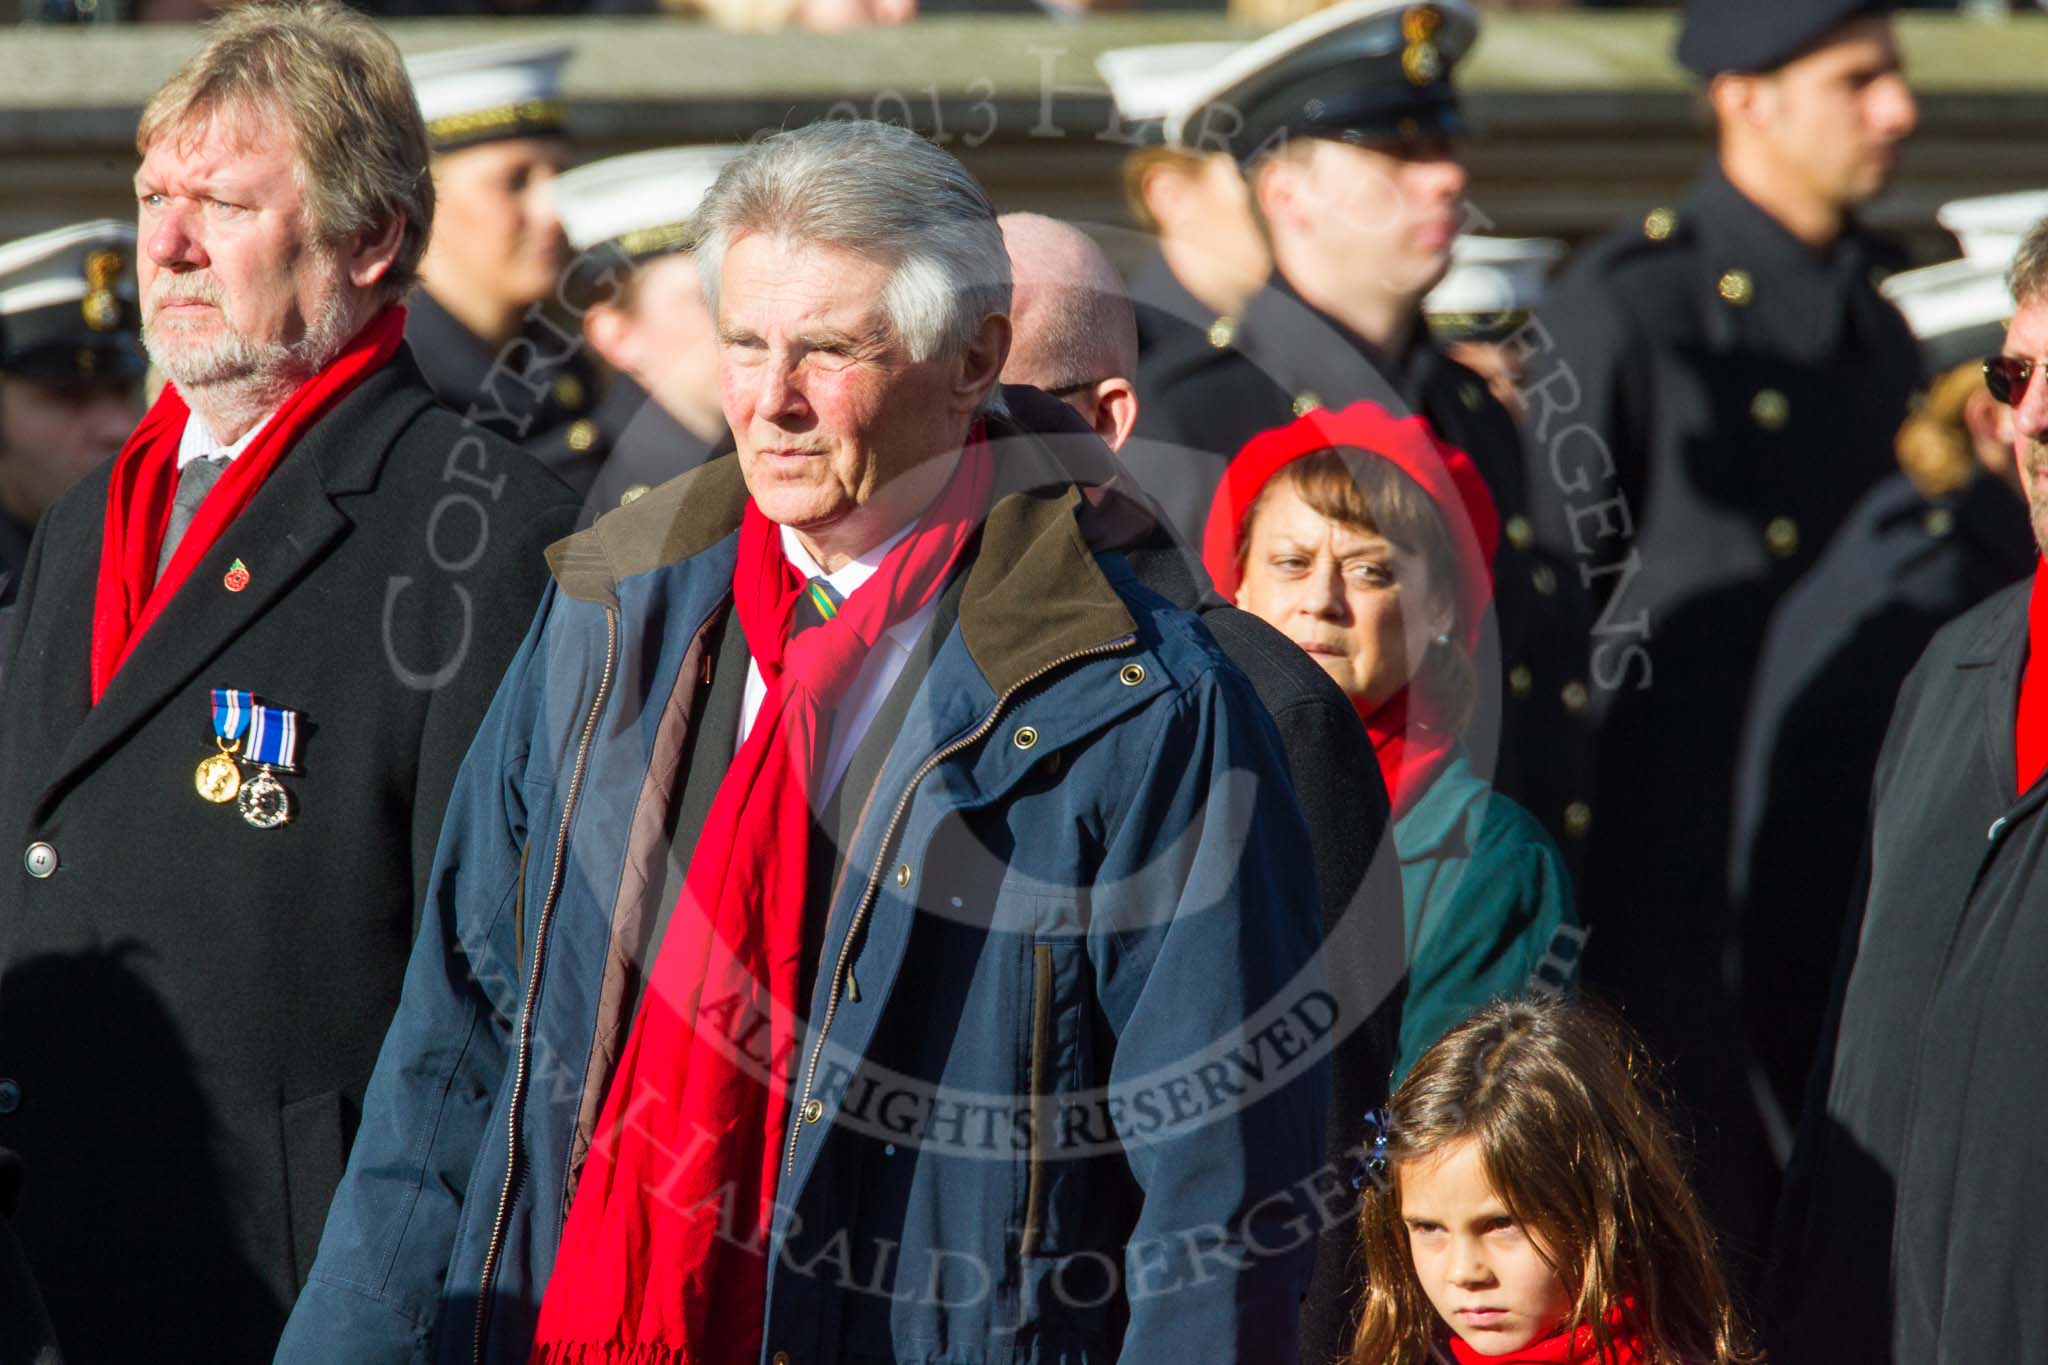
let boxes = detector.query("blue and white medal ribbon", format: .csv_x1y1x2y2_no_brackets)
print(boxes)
198,689,299,827
195,689,252,803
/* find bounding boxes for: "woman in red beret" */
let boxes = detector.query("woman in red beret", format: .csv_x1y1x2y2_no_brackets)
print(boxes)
1204,400,1579,1081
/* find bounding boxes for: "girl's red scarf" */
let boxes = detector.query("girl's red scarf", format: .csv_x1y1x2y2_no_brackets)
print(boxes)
1363,685,1458,821
87,306,406,703
2016,556,2048,792
1447,1305,1647,1364
529,434,995,1365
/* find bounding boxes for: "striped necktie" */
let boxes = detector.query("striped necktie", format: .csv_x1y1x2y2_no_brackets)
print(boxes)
790,576,843,637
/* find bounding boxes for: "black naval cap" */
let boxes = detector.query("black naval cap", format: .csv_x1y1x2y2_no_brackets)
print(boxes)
1676,0,1897,79
1167,0,1478,164
0,220,145,387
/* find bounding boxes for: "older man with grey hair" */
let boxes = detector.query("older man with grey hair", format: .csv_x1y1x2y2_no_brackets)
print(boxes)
0,4,575,1358
283,118,1327,1365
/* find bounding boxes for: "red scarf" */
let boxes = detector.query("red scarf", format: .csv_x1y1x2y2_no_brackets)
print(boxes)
1446,1305,1647,1364
529,433,994,1365
1362,685,1458,821
88,306,407,703
2016,556,2048,792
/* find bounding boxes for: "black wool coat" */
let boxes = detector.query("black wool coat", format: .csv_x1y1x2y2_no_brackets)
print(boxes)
1768,579,2048,1365
0,346,576,1363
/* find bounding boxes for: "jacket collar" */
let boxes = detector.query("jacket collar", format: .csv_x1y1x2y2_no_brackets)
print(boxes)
1685,161,1884,358
545,390,1149,696
1391,746,1486,861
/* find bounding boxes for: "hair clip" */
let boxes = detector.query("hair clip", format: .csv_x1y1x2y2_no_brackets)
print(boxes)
1349,1107,1393,1191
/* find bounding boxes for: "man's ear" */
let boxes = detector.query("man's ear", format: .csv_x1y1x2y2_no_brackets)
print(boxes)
1092,378,1139,454
954,311,1011,417
346,215,407,290
583,303,638,378
1708,70,1772,137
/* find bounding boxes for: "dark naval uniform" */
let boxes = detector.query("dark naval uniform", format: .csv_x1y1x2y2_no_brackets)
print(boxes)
578,374,724,526
1124,249,1240,547
1525,158,1921,1259
404,289,609,498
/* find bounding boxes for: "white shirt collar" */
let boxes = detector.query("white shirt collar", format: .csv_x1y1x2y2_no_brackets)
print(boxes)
778,520,930,647
177,408,277,470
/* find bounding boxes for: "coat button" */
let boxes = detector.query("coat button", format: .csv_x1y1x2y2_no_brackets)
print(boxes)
1012,726,1038,751
1717,269,1754,305
22,843,55,879
1560,681,1589,715
1764,517,1800,559
1643,206,1678,241
1750,388,1790,431
1564,802,1593,840
1292,391,1323,418
1504,515,1534,551
772,1354,793,1365
800,1098,823,1124
0,1080,20,1115
1508,665,1534,698
1205,316,1237,349
1119,663,1146,686
895,863,911,888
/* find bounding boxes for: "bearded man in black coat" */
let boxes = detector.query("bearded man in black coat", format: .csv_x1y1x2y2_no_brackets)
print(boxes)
1767,216,2048,1365
0,5,576,1360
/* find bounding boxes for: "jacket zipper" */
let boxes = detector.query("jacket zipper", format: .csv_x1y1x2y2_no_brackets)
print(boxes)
784,632,1138,1180
474,607,618,1365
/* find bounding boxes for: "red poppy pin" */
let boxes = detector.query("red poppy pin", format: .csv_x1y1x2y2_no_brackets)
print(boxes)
223,558,250,593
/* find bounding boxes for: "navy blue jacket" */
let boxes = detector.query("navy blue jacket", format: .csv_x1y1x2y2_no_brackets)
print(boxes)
278,419,1330,1364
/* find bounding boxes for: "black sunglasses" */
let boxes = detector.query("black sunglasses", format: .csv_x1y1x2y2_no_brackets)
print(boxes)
1985,355,2040,405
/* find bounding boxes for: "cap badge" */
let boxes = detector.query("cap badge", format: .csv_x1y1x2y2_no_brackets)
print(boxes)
84,249,123,290
1401,6,1446,86
81,290,119,332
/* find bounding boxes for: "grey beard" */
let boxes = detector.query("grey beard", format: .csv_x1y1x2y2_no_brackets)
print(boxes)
144,276,360,437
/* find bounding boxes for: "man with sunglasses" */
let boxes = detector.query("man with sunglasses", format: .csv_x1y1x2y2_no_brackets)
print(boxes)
1767,214,2048,1365
1517,0,1922,1268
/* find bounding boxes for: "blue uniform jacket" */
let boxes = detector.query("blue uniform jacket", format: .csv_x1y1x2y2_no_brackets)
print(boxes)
276,419,1330,1365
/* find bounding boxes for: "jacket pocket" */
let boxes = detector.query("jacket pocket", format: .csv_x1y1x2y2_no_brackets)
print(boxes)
280,1090,347,1289
1020,942,1054,1258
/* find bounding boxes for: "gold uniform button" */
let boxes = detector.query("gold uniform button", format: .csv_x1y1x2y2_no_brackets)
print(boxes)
1643,207,1678,241
1718,270,1754,306
1206,316,1238,349
800,1099,823,1124
1750,388,1790,431
1564,801,1593,840
1012,725,1038,751
565,419,598,454
619,483,651,507
1561,681,1590,715
1765,516,1800,559
1292,391,1323,418
1925,507,1956,538
1531,565,1557,598
1460,381,1483,412
1119,663,1146,686
772,1355,792,1365
1509,665,1534,698
895,863,911,888
552,373,586,410
1505,515,1534,551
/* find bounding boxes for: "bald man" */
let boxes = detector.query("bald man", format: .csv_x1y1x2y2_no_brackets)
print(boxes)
999,211,1410,1365
998,213,1140,451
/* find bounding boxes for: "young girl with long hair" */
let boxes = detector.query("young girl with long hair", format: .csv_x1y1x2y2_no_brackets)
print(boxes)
1350,996,1763,1365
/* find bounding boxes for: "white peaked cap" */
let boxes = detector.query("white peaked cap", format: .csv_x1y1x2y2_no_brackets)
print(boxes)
1095,43,1245,123
1936,189,2048,268
1424,235,1566,320
551,146,746,255
406,40,573,148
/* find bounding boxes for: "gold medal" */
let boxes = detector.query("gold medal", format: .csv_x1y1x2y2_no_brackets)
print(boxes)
237,766,291,829
195,740,242,803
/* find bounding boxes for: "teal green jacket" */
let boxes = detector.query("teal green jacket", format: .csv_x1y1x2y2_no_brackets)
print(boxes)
1392,749,1581,1081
